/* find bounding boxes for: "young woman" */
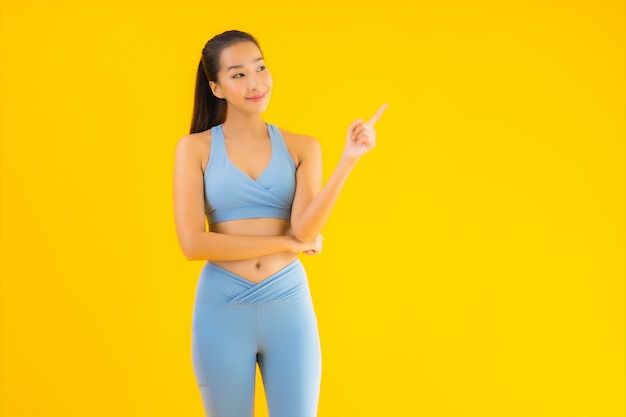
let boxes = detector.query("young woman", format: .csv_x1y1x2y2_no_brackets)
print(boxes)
173,30,386,417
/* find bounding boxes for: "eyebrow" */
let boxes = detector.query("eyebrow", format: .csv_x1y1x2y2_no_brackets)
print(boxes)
226,57,264,72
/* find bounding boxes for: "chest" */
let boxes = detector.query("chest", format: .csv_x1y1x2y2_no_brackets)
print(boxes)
223,138,272,181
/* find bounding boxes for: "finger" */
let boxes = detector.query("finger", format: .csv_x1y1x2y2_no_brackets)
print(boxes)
360,125,374,138
357,127,375,143
348,118,363,133
354,124,373,139
353,126,366,140
365,103,388,127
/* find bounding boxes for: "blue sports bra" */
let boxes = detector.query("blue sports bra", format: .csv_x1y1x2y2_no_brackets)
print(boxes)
203,123,297,225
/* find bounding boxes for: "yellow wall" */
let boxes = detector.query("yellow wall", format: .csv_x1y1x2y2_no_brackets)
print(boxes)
1,0,624,416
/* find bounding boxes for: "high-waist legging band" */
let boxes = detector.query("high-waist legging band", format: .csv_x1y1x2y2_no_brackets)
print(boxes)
191,259,321,417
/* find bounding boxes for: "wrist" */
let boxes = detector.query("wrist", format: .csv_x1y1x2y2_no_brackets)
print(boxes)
283,235,299,253
339,153,359,170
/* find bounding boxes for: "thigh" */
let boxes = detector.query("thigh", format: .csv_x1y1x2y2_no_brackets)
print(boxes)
257,300,322,417
192,303,257,417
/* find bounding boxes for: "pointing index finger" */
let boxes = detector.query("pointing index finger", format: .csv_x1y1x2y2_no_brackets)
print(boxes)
365,103,389,126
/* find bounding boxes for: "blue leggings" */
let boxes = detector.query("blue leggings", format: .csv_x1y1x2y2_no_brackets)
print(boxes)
191,259,321,417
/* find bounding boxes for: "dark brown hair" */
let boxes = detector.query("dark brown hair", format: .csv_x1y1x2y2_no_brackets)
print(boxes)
190,30,262,134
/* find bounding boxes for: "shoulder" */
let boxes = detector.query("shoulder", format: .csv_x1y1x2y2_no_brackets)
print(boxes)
278,127,321,153
176,129,211,150
277,127,321,167
175,129,212,157
175,129,211,172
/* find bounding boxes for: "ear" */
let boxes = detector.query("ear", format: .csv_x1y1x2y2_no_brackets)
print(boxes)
208,80,224,99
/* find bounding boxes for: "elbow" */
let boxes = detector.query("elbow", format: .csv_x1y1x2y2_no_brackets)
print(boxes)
290,222,305,242
294,233,317,243
180,239,201,261
180,235,220,261
181,246,196,261
183,250,198,261
291,224,318,243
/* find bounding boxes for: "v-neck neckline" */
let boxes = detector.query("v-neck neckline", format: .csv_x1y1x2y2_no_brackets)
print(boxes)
221,123,273,183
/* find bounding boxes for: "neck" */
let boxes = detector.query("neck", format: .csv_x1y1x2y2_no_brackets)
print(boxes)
221,109,267,140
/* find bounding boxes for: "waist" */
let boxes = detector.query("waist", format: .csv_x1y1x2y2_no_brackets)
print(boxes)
210,217,291,235
209,218,296,283
195,259,310,305
210,252,299,284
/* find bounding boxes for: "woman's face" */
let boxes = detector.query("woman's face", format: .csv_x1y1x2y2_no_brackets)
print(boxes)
209,41,273,115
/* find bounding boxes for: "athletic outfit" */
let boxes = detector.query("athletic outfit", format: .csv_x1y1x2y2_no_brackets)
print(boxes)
191,123,321,417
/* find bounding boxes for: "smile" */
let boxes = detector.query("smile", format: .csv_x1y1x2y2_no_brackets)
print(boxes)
246,93,266,102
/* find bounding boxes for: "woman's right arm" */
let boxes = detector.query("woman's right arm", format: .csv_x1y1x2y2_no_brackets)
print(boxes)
173,135,314,261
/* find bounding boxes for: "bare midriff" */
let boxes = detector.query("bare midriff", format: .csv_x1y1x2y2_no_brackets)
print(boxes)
209,217,298,284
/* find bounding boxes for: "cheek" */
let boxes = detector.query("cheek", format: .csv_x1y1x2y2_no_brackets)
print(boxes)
224,79,246,95
263,71,273,87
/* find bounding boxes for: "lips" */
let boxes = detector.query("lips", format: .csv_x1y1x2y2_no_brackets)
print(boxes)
247,93,266,102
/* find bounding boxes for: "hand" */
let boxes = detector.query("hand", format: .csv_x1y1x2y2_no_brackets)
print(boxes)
289,234,324,256
342,103,388,162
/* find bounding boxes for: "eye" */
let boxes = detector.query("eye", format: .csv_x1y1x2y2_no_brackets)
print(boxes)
233,73,244,79
257,65,266,72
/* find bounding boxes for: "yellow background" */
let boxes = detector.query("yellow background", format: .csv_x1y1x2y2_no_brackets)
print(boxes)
1,0,624,416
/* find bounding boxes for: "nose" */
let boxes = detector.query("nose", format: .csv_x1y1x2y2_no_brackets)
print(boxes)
248,73,261,91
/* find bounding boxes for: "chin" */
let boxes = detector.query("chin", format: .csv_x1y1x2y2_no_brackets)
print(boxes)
250,100,271,113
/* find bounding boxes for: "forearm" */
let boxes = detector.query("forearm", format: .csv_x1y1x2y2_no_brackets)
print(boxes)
184,231,293,261
291,156,357,242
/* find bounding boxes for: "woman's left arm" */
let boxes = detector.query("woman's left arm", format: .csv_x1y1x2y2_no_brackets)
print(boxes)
290,104,388,243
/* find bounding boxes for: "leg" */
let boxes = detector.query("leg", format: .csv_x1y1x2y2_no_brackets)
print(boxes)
257,299,322,417
192,303,257,417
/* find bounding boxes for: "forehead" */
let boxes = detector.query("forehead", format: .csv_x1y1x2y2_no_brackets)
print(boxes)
219,41,263,70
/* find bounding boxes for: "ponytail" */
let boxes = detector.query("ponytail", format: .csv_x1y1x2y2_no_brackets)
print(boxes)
190,58,226,134
190,30,261,134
